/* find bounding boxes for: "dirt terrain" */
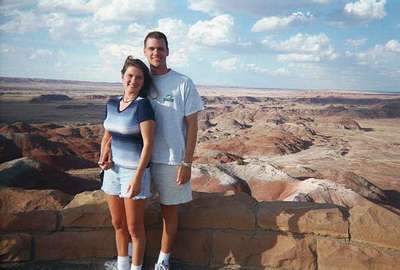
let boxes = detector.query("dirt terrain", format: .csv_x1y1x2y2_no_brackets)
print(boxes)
1,77,399,210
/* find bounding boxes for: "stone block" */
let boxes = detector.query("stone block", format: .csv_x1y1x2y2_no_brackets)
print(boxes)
0,234,31,262
62,190,161,229
258,201,348,238
62,190,110,228
317,237,400,270
35,230,115,260
179,193,256,230
211,231,317,270
350,205,400,250
0,211,58,232
146,229,213,267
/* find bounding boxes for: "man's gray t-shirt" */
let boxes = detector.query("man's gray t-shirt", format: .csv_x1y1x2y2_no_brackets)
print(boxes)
150,69,204,165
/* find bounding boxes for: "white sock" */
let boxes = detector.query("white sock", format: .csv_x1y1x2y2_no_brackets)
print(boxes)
128,242,132,258
117,256,130,270
157,251,170,265
130,264,142,270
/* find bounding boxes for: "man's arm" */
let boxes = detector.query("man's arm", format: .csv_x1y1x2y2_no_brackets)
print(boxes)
176,112,199,185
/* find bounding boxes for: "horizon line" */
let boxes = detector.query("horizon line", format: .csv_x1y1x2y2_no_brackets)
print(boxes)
0,75,399,94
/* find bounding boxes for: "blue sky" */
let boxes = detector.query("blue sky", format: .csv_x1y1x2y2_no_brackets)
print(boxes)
0,0,399,92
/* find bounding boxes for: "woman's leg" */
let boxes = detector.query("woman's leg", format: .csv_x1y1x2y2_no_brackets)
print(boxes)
124,198,146,266
106,194,129,256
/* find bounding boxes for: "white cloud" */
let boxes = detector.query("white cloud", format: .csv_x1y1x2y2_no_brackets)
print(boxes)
94,0,156,21
212,57,240,71
0,11,100,42
78,19,121,39
29,49,53,60
188,15,235,46
286,62,330,80
43,13,81,39
0,0,36,12
188,0,219,16
127,23,146,34
264,33,338,62
266,33,326,52
54,49,67,69
277,53,322,62
385,40,400,53
243,64,290,76
98,43,145,75
351,39,400,66
0,11,43,33
237,39,253,47
38,0,92,14
344,0,386,20
271,67,290,76
42,13,122,40
188,0,331,16
252,12,313,32
212,56,290,76
99,44,144,62
345,38,367,48
153,18,189,42
0,44,16,54
169,48,189,67
353,49,380,65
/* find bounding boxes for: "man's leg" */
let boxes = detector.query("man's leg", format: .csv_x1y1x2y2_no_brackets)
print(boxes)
154,204,178,269
160,204,178,253
152,164,192,269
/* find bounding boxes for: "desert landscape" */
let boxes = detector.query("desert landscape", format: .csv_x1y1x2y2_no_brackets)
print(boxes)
1,77,400,269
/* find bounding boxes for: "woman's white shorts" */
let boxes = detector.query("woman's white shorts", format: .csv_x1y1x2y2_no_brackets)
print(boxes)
101,164,152,200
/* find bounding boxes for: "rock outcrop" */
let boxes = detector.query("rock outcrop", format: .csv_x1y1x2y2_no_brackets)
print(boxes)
0,122,101,169
0,157,100,194
30,94,72,103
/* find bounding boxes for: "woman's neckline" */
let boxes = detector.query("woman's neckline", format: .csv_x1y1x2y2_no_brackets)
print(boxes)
118,96,139,113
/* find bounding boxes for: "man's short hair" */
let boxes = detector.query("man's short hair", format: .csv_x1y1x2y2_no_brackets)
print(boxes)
144,31,169,50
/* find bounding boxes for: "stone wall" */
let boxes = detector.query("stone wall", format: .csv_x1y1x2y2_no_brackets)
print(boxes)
1,191,400,269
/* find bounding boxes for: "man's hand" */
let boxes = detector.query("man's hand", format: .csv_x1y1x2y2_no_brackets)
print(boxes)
176,165,191,186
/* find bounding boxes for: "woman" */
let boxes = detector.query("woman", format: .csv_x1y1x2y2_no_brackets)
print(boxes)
98,56,155,270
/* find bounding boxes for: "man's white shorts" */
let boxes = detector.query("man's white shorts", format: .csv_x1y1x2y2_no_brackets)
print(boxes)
150,163,192,205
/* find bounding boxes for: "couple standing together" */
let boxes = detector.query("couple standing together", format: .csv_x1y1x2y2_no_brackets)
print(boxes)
98,31,203,270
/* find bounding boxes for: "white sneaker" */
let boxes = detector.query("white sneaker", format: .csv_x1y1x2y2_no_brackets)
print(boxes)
104,259,118,270
154,261,169,270
104,244,133,270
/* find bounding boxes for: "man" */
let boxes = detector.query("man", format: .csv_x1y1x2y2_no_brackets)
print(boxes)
144,31,203,270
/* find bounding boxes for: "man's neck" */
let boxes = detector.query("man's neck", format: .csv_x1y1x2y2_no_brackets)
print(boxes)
151,65,170,75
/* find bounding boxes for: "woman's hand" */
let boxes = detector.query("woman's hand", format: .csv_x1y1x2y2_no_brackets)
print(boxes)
98,136,113,170
176,165,191,186
126,176,141,198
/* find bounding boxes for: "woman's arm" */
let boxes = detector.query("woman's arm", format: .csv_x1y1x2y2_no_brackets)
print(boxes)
98,129,113,170
126,119,155,197
136,119,155,175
